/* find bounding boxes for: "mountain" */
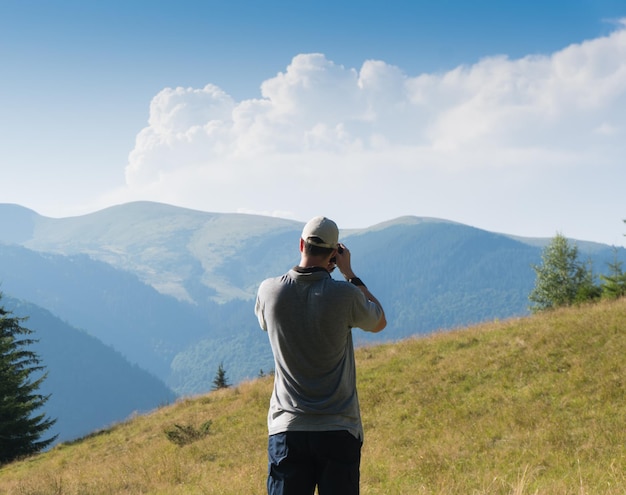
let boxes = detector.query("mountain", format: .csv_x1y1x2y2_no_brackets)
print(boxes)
0,201,300,304
2,299,625,493
0,243,215,379
1,202,625,393
3,295,177,444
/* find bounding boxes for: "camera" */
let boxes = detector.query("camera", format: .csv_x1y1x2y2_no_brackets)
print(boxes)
330,245,344,264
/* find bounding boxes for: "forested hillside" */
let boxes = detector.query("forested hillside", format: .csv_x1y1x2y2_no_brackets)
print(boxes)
1,202,625,443
4,296,176,444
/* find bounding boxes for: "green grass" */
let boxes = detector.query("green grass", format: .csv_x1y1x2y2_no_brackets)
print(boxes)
2,298,625,494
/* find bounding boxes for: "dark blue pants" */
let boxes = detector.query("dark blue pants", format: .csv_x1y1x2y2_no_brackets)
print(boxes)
267,430,362,495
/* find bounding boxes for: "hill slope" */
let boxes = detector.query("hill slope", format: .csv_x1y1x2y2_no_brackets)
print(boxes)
4,296,177,444
1,298,625,494
0,243,217,380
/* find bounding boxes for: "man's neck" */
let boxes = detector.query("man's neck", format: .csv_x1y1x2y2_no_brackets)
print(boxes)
294,265,329,274
298,256,329,271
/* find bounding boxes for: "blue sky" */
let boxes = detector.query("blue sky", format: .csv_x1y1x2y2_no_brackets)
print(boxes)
1,0,625,246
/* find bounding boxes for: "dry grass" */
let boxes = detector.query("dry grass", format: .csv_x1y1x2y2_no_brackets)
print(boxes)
357,298,626,494
1,298,626,494
0,381,272,495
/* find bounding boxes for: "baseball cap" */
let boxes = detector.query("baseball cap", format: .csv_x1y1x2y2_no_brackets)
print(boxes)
301,216,339,249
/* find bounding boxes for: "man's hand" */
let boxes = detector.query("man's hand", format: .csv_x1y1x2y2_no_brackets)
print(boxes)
335,243,356,280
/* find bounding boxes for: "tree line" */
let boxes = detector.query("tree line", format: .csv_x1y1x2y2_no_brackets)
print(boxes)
529,225,626,312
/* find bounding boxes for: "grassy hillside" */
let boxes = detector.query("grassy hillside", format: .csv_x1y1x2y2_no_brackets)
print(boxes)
1,298,625,494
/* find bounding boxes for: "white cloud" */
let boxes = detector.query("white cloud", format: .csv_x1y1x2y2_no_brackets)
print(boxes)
126,84,236,186
119,21,626,243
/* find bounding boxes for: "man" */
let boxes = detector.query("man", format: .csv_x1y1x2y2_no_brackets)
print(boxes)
255,215,386,495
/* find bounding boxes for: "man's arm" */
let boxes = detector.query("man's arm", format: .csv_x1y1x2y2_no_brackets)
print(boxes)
335,244,387,333
356,285,386,332
254,284,268,331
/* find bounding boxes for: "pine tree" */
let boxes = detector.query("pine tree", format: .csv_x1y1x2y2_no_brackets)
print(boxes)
529,233,598,312
600,248,626,299
211,362,230,390
0,298,57,465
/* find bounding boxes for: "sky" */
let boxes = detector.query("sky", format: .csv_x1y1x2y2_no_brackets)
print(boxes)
1,0,626,246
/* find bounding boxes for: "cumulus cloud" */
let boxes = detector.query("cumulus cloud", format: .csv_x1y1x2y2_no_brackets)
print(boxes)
121,21,626,242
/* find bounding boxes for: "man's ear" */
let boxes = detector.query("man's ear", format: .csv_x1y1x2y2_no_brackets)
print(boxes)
299,238,305,252
327,248,338,265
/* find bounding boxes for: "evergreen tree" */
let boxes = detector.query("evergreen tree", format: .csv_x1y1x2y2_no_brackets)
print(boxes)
600,248,626,299
573,258,602,303
211,362,230,390
529,233,598,312
0,297,57,465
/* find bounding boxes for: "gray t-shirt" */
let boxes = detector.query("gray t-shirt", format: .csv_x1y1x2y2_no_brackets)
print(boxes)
255,267,383,441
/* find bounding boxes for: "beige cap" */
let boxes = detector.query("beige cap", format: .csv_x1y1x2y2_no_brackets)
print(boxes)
301,216,339,249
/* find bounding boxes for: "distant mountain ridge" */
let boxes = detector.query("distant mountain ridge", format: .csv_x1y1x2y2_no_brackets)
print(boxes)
1,202,300,303
1,201,625,442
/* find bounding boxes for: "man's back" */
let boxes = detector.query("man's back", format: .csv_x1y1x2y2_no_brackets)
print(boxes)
256,267,382,440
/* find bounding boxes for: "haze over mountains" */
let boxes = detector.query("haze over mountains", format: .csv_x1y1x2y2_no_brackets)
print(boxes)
1,201,624,443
